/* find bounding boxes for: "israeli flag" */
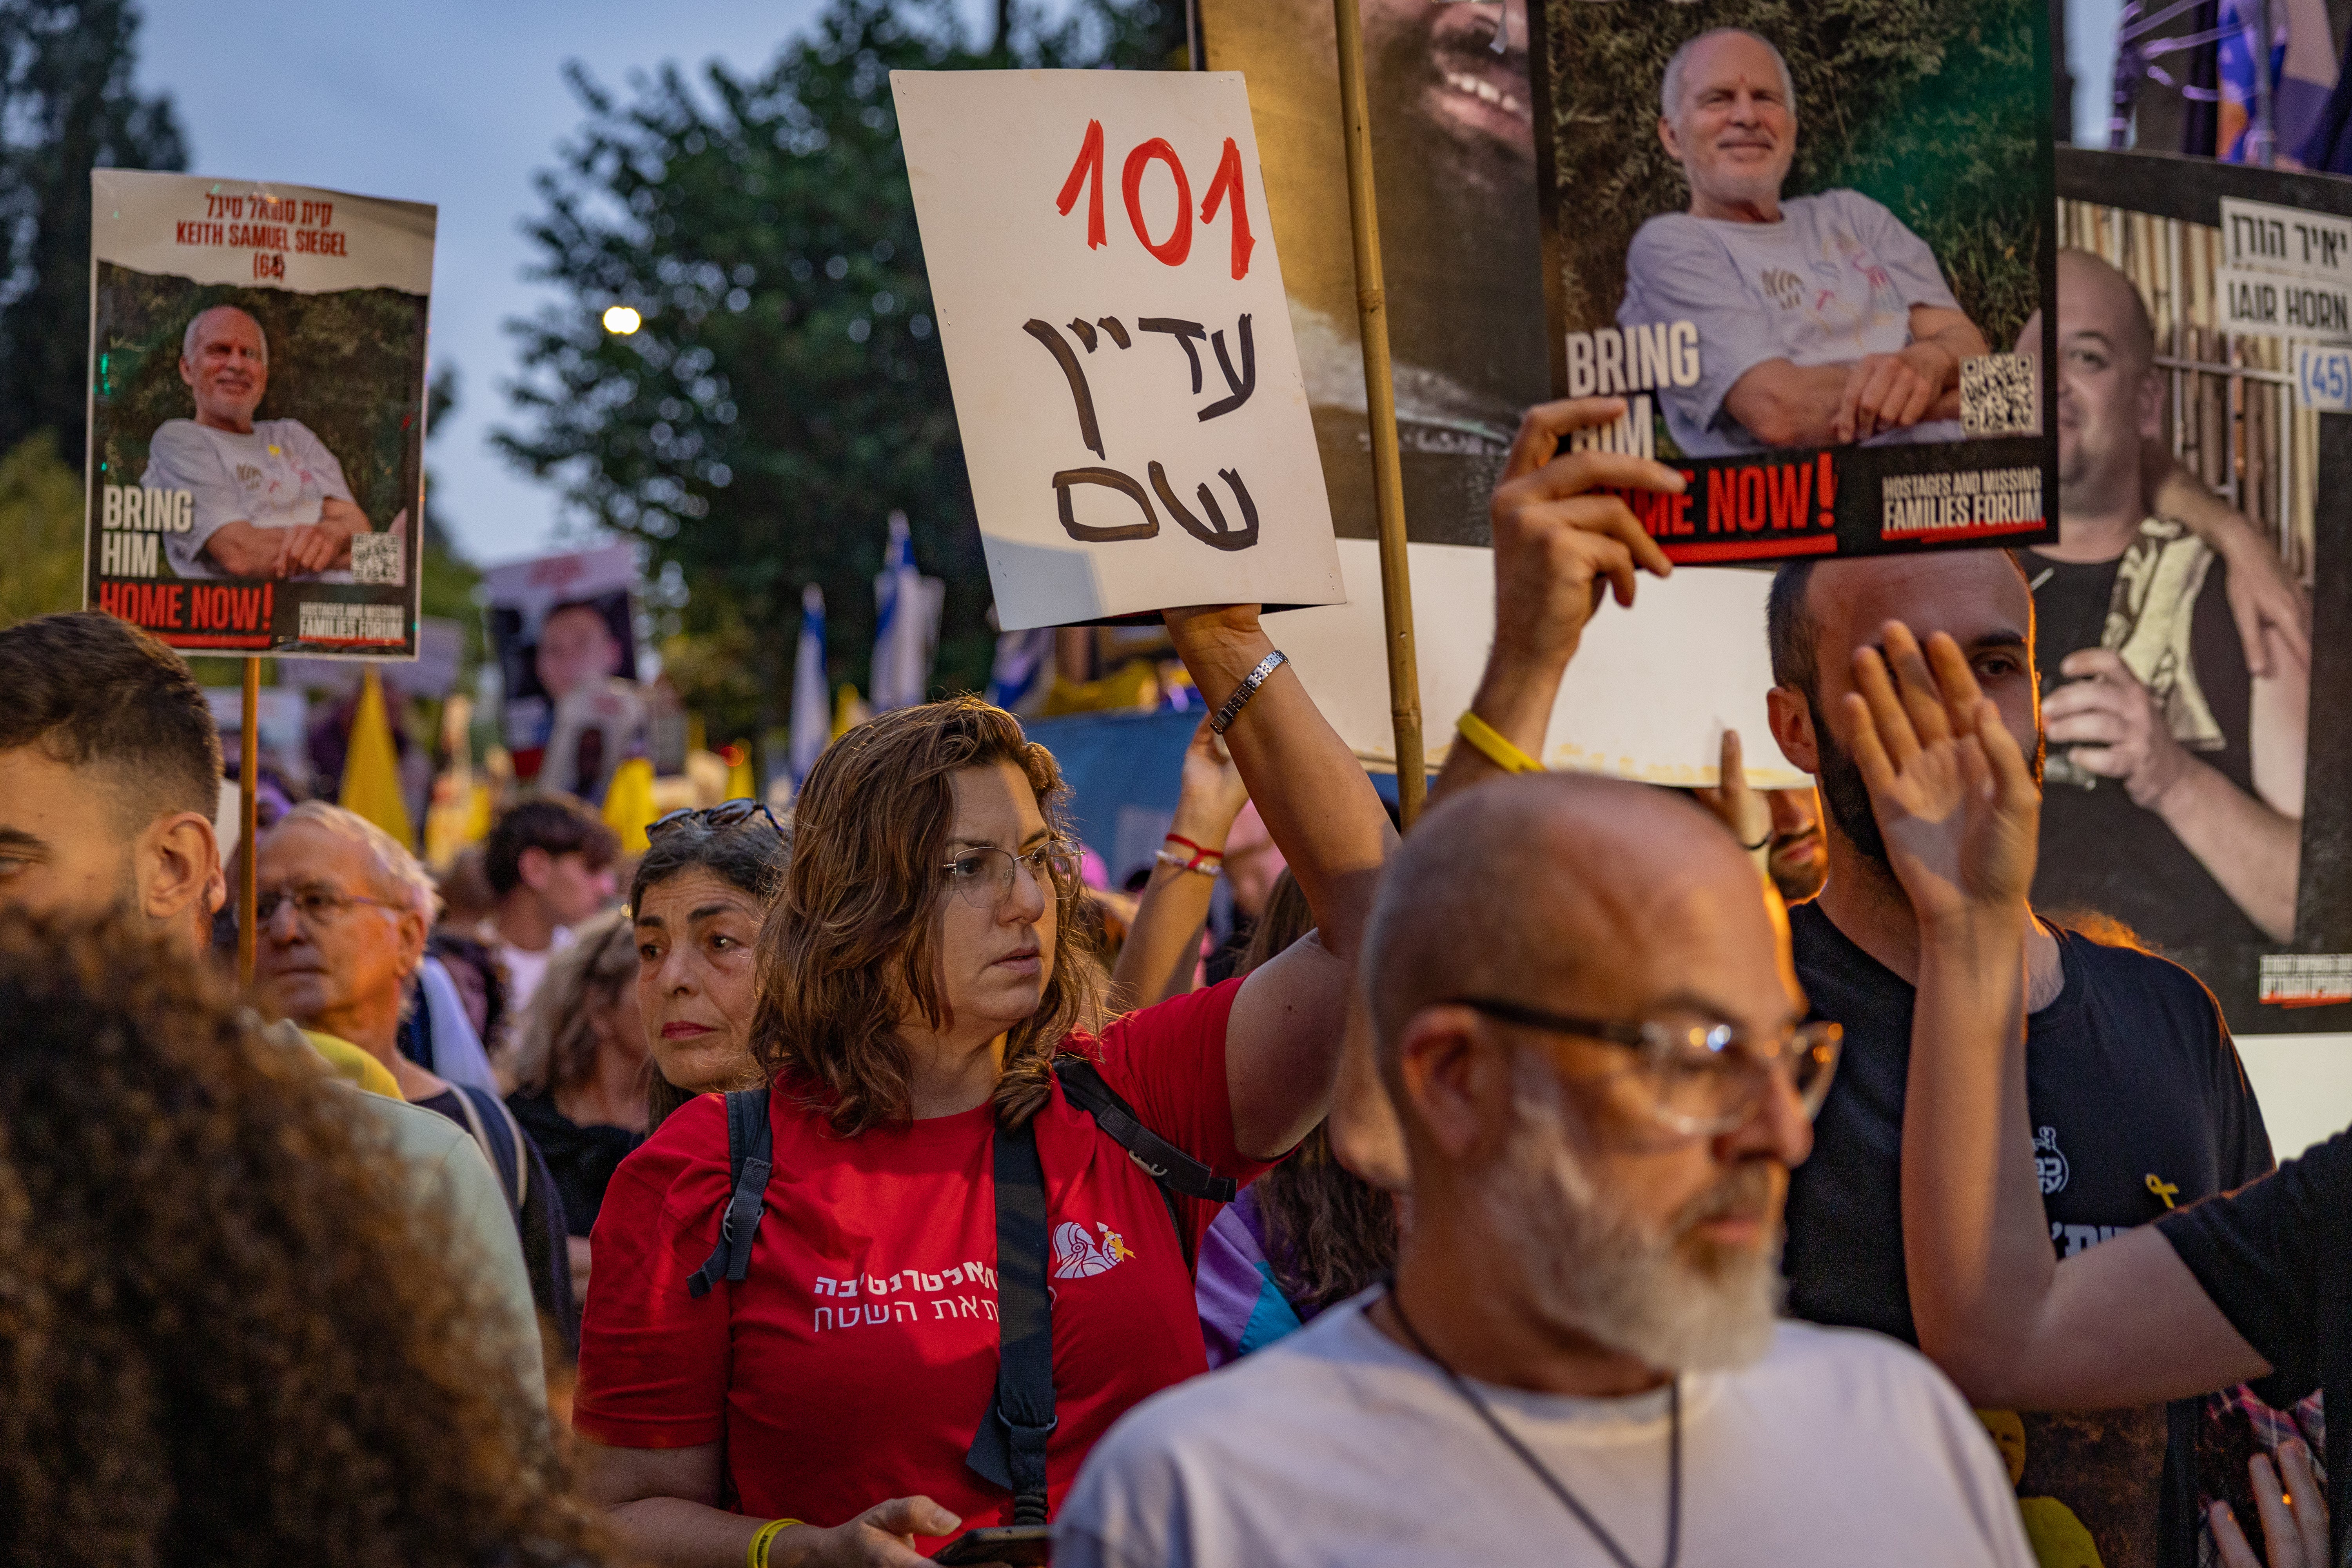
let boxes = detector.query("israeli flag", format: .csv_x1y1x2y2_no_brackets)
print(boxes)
789,583,829,789
986,625,1056,715
871,511,941,712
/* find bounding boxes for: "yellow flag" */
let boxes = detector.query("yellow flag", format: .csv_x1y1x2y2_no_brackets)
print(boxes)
603,756,659,855
339,669,415,847
832,683,871,740
723,747,755,803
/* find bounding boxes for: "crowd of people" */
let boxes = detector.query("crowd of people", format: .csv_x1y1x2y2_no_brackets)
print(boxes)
3,287,2347,1568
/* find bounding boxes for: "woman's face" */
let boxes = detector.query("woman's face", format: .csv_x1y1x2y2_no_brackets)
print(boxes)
927,760,1060,1040
633,867,764,1093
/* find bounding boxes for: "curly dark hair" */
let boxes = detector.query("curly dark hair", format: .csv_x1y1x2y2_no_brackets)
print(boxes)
751,696,1105,1135
0,911,613,1568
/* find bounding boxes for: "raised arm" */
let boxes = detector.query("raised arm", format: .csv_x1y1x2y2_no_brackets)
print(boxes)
1430,397,1681,803
1162,606,1394,1161
1107,718,1248,1013
1849,621,2271,1409
1323,399,1679,1185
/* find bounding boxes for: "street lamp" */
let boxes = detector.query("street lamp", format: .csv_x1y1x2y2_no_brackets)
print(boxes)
603,304,642,335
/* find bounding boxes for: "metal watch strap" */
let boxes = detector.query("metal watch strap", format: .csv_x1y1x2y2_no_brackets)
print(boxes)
1209,650,1287,735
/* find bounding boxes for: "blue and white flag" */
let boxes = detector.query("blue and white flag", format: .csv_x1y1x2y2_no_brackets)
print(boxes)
871,512,942,712
986,625,1056,715
789,583,829,789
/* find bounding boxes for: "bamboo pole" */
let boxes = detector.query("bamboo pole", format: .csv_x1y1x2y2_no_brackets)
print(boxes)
238,658,260,985
1332,0,1426,825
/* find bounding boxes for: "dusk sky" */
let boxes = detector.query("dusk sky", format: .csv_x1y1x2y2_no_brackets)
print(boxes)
134,0,1004,568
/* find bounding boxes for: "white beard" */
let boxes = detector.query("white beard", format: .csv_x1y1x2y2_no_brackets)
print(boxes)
1481,1054,1784,1373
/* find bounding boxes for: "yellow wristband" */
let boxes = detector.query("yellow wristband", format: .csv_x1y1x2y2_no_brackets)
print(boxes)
748,1517,801,1568
1455,710,1545,775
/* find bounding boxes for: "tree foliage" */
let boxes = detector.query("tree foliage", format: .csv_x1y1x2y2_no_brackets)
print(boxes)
0,0,185,462
1543,0,2045,354
499,0,1183,748
0,430,82,628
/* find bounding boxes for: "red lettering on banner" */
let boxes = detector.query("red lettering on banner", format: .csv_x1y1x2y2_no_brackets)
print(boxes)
1766,464,1812,530
1817,453,1837,528
1706,469,1737,534
1738,468,1766,533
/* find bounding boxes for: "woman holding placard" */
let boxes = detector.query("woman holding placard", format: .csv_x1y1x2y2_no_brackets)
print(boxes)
570,603,1393,1567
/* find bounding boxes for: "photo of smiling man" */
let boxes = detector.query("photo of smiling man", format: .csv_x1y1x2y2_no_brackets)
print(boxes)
142,303,402,583
1619,27,1990,457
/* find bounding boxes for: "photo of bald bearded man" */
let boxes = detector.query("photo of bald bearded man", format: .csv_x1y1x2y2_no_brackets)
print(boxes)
1619,28,1990,457
142,305,403,582
2019,250,2309,951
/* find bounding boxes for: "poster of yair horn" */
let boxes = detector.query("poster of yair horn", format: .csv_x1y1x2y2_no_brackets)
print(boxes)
83,170,434,659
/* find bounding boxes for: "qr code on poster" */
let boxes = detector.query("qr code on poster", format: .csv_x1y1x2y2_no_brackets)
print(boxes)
1960,352,2039,437
349,531,403,585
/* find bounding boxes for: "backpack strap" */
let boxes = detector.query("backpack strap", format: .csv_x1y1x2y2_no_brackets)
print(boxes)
448,1082,527,1218
1053,1055,1236,1274
687,1088,773,1299
963,1116,1055,1525
1053,1056,1238,1203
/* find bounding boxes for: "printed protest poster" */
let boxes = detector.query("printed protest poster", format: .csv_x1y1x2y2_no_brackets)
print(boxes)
483,543,646,799
1196,0,1550,550
84,171,433,657
1532,4,2059,563
892,69,1342,629
2043,148,2352,1044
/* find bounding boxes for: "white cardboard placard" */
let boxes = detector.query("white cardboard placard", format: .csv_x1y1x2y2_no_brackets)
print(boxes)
1270,545,1804,789
894,69,1342,629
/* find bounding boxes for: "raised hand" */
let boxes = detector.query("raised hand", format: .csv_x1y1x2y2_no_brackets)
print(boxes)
1174,716,1249,842
1488,397,1682,672
1693,728,1770,869
1841,621,2039,929
2210,1440,2329,1568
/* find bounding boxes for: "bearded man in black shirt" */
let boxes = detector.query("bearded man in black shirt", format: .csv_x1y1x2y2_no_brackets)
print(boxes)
1758,546,2277,1568
2019,249,2309,952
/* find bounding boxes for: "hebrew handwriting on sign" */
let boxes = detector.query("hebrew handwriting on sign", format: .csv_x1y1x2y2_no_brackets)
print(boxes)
1026,313,1262,551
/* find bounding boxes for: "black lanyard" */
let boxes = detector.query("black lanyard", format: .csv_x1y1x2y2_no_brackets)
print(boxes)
1386,1286,1682,1568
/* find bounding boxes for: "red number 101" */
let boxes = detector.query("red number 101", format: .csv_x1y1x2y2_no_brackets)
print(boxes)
1056,119,1255,281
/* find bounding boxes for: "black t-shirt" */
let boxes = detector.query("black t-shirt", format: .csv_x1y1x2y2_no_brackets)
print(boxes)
2160,1130,2352,1563
2025,546,2266,960
509,1087,637,1237
1784,900,2273,1568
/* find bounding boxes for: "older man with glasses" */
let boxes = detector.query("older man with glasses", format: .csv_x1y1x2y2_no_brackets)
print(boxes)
1054,400,2034,1568
254,800,579,1354
1056,767,2031,1568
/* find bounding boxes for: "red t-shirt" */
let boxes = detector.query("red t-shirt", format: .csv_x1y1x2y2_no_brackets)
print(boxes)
573,978,1268,1543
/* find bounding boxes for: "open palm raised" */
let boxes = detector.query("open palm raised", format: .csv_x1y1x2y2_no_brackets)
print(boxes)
1840,622,2040,927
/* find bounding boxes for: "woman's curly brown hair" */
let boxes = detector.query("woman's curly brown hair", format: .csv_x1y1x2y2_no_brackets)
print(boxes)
0,911,613,1568
751,696,1105,1135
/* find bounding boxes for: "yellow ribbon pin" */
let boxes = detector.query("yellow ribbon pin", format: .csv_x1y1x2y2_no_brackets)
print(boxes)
2145,1174,2179,1209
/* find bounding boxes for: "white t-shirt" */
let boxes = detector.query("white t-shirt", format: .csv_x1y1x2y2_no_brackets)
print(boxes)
142,416,357,581
494,924,573,1023
1056,1299,2034,1568
1620,188,1966,456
